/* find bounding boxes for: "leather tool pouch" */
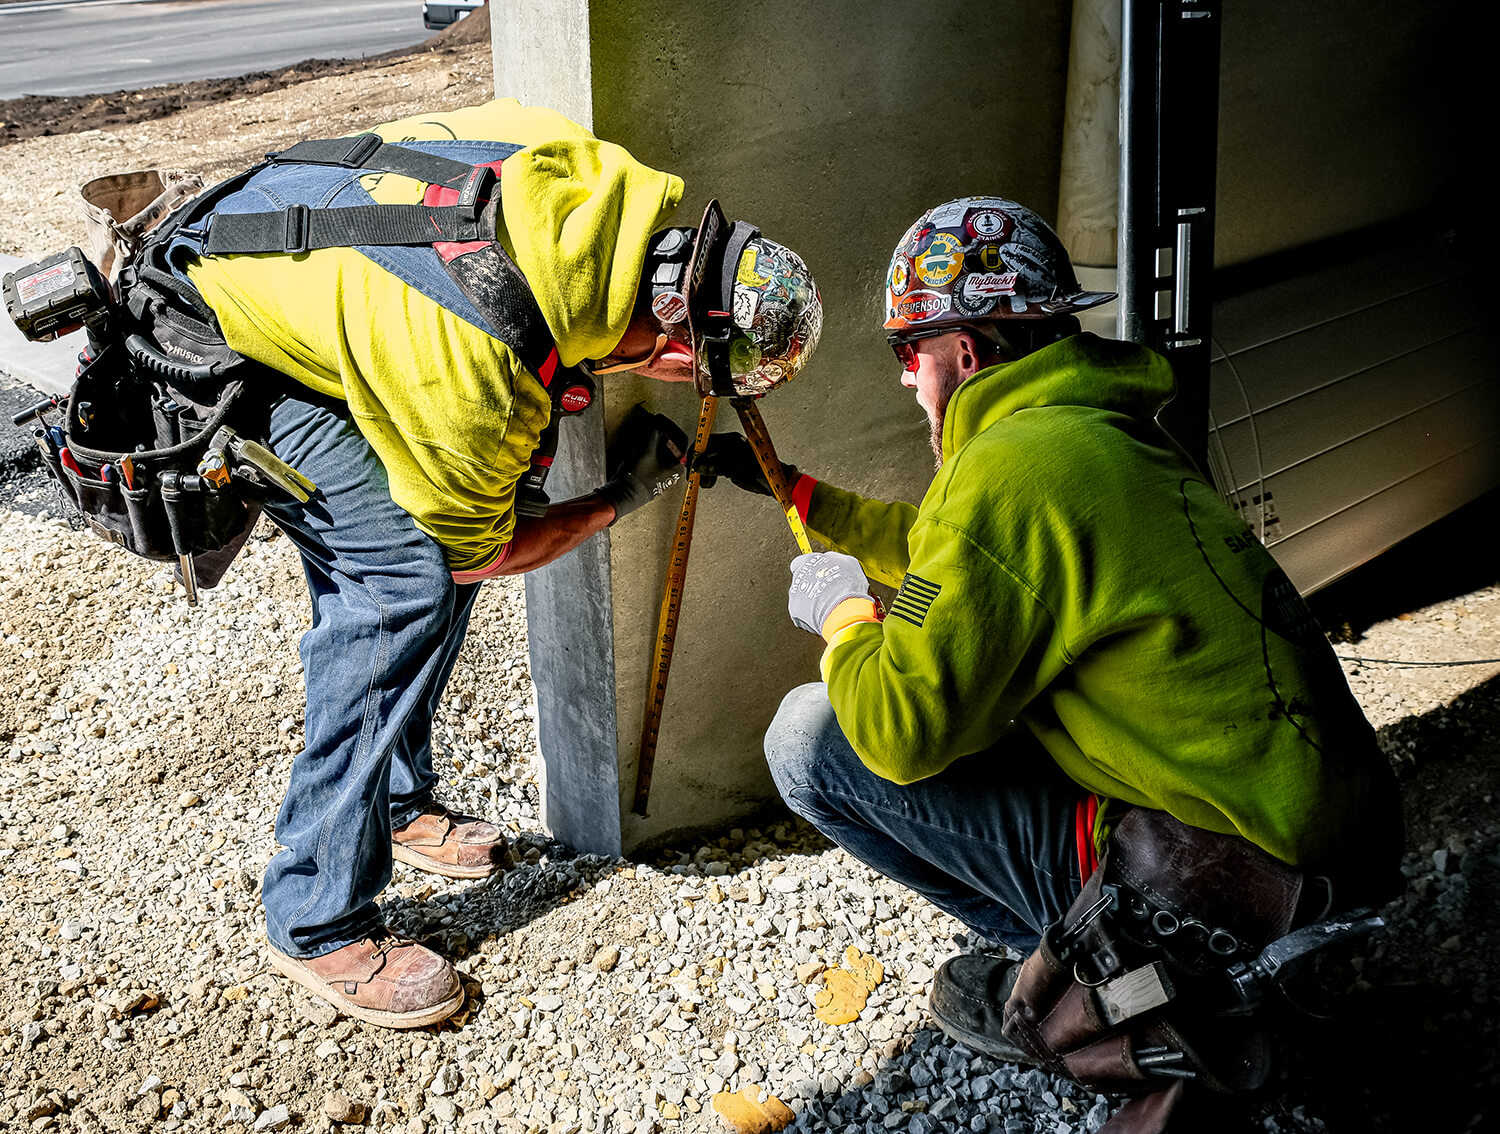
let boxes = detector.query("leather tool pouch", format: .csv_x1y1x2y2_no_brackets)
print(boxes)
1000,808,1307,1133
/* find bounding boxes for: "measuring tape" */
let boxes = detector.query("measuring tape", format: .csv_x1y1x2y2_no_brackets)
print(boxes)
632,394,718,816
733,398,812,554
631,396,813,816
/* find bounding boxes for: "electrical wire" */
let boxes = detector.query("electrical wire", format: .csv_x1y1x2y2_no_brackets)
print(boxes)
1335,654,1500,669
1207,335,1268,542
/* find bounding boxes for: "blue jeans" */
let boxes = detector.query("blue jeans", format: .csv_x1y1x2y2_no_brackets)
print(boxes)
765,683,1084,952
258,393,482,958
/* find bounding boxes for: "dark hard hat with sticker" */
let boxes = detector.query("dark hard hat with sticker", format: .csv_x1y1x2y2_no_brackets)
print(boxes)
883,196,1114,332
646,199,823,399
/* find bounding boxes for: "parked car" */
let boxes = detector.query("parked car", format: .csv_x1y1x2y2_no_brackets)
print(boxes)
423,1,482,31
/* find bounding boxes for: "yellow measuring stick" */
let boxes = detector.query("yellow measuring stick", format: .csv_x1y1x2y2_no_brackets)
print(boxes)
632,395,811,816
632,394,718,816
733,398,813,554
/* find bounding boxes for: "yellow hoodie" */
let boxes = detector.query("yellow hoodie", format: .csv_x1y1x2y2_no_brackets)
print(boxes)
186,100,684,572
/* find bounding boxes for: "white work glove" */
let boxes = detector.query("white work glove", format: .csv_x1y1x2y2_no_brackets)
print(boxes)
787,552,871,635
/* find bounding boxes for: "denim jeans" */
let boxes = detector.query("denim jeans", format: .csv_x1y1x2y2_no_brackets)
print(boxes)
258,393,482,958
764,682,1085,952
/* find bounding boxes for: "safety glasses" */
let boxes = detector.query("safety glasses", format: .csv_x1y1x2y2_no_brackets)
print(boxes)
887,323,1007,372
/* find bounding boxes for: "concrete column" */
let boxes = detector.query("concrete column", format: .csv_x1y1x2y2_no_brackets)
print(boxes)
491,0,620,857
494,1,1073,855
1056,0,1123,340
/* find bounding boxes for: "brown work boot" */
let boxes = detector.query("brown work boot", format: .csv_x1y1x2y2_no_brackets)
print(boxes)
268,931,462,1029
391,802,513,880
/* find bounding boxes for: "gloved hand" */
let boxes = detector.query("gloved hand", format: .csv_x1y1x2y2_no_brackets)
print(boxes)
694,431,797,497
596,405,689,520
787,552,871,635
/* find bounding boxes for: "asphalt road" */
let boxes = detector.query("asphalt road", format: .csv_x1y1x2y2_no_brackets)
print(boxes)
0,0,434,99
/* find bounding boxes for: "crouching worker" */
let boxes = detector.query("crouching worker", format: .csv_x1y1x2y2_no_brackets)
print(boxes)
697,197,1401,1128
111,99,821,1028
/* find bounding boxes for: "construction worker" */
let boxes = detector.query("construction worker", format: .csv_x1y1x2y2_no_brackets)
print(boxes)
154,99,822,1028
698,197,1401,1120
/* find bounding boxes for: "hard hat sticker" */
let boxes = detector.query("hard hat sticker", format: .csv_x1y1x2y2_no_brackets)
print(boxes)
966,209,1010,240
915,234,964,287
973,243,1006,272
895,290,951,323
925,200,969,227
652,290,689,324
963,271,1020,298
888,256,911,298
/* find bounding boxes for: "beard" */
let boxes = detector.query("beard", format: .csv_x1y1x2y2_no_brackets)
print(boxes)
926,354,969,468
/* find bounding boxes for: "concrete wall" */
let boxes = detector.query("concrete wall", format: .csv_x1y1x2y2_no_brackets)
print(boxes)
495,0,1072,853
495,0,1474,855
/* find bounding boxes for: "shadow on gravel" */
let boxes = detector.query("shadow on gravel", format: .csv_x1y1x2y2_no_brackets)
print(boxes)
1250,683,1500,1134
1309,488,1500,637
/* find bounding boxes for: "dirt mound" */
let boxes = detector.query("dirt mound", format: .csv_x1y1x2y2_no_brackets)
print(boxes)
0,4,490,148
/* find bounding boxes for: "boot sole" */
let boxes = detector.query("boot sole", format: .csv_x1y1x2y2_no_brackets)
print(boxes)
929,1006,1042,1066
391,843,510,880
267,948,463,1029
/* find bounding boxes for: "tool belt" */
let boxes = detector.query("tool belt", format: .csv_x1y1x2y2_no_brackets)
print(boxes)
34,333,305,595
1001,808,1384,1134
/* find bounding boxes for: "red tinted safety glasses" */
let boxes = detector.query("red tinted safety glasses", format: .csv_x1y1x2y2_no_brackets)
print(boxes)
887,323,1007,371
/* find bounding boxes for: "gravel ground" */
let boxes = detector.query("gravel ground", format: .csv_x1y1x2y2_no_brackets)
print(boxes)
1,381,1498,1134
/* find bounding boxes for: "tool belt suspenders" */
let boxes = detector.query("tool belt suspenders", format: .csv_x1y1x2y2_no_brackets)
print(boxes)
162,134,595,517
43,136,592,601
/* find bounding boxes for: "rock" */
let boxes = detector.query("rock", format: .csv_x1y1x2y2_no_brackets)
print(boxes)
322,1092,366,1128
298,996,339,1028
429,1064,462,1096
253,1103,291,1131
593,945,621,973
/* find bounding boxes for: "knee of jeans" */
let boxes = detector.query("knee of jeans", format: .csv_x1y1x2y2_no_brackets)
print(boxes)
763,682,837,801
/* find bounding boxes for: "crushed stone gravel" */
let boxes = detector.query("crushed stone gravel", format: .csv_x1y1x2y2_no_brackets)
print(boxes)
1,455,1497,1134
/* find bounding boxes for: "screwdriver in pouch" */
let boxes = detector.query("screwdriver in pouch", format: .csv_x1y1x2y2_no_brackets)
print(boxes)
159,471,199,606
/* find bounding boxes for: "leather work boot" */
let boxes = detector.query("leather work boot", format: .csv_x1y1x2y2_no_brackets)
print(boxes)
391,803,513,880
929,952,1040,1065
268,931,462,1029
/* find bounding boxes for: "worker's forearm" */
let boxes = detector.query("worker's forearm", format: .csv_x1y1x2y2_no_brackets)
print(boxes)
495,493,616,575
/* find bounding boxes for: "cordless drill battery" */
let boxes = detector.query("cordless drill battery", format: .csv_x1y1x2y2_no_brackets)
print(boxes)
2,246,110,343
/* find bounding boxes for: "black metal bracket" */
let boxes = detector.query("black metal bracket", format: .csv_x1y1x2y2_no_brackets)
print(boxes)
1120,0,1223,477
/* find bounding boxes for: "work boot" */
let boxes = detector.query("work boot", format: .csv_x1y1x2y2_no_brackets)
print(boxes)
268,930,462,1029
391,802,513,880
929,952,1040,1064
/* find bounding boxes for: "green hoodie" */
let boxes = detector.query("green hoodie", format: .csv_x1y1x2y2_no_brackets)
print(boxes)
807,334,1401,876
188,100,684,572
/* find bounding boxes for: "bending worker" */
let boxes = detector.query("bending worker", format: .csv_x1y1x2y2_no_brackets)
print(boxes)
699,196,1401,1114
158,99,821,1028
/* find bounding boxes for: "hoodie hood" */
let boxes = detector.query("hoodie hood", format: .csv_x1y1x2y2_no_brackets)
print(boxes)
500,138,684,367
942,333,1176,462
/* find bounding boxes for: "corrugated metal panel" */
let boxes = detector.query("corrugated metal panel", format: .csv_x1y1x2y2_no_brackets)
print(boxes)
1204,234,1499,592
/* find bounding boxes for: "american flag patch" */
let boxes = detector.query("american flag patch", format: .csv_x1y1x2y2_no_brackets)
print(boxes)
888,573,941,627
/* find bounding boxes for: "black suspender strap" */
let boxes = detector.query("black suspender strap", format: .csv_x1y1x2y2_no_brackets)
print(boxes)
202,202,493,256
201,136,498,256
268,136,479,189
